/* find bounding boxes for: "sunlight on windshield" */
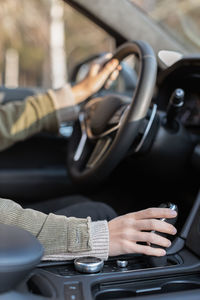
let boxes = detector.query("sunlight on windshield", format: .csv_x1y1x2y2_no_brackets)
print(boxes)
130,0,200,53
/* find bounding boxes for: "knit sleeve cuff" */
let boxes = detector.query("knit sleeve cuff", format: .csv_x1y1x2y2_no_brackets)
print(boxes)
89,220,109,260
48,84,80,124
42,220,109,261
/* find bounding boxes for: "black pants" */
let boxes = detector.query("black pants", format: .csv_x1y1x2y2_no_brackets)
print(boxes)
28,195,117,221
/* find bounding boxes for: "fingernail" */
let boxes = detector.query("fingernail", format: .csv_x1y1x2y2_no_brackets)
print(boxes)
172,228,177,235
167,241,171,247
170,210,177,216
160,249,166,256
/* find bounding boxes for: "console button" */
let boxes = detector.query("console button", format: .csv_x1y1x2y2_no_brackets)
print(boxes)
64,282,82,300
74,256,104,273
116,260,128,268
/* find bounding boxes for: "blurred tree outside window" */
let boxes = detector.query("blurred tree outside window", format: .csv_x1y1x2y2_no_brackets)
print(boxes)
0,0,115,88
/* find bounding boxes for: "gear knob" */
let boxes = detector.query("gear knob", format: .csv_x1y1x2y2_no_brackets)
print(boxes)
166,88,184,130
148,202,178,267
159,202,178,225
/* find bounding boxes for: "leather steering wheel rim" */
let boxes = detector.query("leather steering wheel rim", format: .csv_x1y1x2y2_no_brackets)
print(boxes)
67,41,157,184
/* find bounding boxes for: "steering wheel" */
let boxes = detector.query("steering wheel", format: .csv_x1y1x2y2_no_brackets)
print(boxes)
67,41,157,184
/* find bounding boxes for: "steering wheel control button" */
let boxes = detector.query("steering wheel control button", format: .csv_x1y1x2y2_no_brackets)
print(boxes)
116,260,128,268
74,256,104,274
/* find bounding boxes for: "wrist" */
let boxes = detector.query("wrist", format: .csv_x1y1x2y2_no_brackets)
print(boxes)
72,80,92,104
50,84,79,124
90,220,109,260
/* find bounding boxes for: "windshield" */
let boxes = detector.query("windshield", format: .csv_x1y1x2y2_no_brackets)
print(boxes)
130,0,200,53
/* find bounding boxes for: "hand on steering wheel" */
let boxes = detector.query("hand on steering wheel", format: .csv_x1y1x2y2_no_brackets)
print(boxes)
67,41,157,185
71,53,121,105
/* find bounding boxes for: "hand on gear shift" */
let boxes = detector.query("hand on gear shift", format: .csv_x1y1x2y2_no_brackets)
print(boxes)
148,203,178,267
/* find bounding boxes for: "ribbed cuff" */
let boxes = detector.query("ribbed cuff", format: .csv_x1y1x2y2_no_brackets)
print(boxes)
42,220,109,261
49,84,80,124
89,220,109,260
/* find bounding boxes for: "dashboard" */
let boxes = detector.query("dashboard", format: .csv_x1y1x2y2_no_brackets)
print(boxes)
156,56,200,131
179,92,200,127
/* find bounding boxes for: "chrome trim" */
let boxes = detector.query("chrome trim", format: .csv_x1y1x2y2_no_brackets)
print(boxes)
73,113,87,161
135,104,157,153
173,101,184,108
169,203,177,211
137,287,162,293
117,260,128,268
73,132,87,161
74,256,104,274
86,138,112,169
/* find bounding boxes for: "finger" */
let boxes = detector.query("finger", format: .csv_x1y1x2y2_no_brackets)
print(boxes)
134,231,171,248
90,55,116,77
98,59,119,83
94,53,112,65
117,65,122,71
104,79,113,90
126,241,166,256
110,69,119,81
104,69,119,89
135,219,177,235
89,63,102,77
91,53,113,76
133,207,177,220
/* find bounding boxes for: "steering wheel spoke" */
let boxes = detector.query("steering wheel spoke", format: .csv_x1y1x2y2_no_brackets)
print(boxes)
86,137,112,169
73,131,87,162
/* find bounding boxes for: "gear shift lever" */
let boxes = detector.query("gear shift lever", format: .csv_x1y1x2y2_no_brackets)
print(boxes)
165,88,184,131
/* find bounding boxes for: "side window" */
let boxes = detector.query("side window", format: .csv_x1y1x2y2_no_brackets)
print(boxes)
0,0,50,88
0,0,115,89
64,5,115,82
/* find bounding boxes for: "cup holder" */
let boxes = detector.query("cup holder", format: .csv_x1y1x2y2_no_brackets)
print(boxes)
27,274,55,298
95,279,200,299
95,289,135,300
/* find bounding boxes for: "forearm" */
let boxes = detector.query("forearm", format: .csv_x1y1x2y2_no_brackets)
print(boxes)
0,84,81,151
0,198,109,260
50,83,80,124
71,80,92,104
0,55,119,152
0,91,59,151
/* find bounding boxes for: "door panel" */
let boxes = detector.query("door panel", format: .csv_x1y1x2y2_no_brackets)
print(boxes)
0,87,73,203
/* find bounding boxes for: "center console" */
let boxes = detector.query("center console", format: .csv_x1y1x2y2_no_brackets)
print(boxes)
1,190,200,300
